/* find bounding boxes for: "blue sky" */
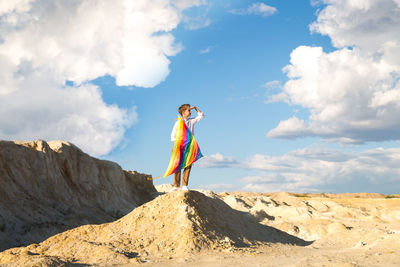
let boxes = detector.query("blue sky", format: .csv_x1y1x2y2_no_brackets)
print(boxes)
1,0,400,194
99,1,330,185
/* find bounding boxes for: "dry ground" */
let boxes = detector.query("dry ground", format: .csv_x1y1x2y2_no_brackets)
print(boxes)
1,187,399,266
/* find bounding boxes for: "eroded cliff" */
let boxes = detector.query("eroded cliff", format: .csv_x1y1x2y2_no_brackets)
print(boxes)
0,140,156,251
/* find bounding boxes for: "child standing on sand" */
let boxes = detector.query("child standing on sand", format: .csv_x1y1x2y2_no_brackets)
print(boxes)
169,104,204,192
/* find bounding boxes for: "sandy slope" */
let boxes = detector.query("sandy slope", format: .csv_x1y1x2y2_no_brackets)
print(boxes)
0,185,399,266
152,185,400,267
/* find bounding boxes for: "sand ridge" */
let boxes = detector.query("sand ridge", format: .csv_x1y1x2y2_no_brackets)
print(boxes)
0,190,311,266
1,150,399,267
2,186,399,266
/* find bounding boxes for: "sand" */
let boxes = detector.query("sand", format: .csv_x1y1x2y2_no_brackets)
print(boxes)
0,186,399,266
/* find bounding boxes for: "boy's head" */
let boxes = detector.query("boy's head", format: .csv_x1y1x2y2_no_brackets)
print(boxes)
178,104,191,117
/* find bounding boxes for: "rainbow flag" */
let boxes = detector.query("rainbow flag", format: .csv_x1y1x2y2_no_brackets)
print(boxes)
162,115,203,177
147,115,203,181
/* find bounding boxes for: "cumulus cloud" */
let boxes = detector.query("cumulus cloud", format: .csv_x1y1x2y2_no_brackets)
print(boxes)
0,0,186,88
241,147,400,193
229,2,277,17
0,73,136,156
197,152,238,168
0,0,204,156
268,116,315,138
267,0,400,144
310,0,400,54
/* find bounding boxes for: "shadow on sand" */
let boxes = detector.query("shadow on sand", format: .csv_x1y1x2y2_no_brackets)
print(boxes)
156,190,313,247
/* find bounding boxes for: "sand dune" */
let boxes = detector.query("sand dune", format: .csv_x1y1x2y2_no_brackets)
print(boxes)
0,190,310,266
0,141,399,266
1,186,399,266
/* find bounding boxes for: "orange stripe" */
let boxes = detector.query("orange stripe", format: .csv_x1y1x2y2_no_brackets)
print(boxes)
190,143,198,164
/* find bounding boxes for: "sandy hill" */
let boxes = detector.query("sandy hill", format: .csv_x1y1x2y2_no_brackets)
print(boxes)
0,140,156,251
0,190,309,266
1,188,399,267
1,140,399,267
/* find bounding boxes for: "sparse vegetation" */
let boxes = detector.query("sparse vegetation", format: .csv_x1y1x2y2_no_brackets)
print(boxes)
385,195,400,199
293,193,309,198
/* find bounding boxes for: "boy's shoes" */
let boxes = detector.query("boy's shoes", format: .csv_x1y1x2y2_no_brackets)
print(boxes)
181,186,189,191
169,187,180,192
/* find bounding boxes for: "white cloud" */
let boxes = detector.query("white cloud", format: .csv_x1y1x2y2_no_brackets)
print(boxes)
263,80,282,89
242,182,319,193
199,45,214,54
310,0,400,54
263,80,289,103
0,0,34,16
183,15,211,30
197,152,238,168
196,183,236,192
268,0,400,144
0,0,185,88
0,0,204,156
229,2,277,17
0,73,136,156
241,147,400,193
178,0,211,30
267,116,314,138
241,174,285,183
173,0,206,10
247,2,277,17
199,47,211,54
263,92,288,104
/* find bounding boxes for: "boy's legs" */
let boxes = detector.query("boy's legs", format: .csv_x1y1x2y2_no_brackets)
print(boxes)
182,164,192,186
174,170,181,187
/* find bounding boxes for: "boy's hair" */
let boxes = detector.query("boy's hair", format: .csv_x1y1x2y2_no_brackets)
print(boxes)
178,104,190,116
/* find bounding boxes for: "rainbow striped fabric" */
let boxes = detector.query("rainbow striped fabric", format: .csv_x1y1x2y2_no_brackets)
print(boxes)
162,115,203,177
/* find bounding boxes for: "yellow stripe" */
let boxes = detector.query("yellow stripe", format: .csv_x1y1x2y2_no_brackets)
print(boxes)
163,118,184,177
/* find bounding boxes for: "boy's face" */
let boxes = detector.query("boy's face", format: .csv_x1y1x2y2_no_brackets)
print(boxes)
182,108,191,117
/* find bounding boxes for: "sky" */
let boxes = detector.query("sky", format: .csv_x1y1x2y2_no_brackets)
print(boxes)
1,0,400,194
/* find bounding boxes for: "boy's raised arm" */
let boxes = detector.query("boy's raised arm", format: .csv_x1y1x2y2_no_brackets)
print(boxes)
190,106,201,113
190,106,204,124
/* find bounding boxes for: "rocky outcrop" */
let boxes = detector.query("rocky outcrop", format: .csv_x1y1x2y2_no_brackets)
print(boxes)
0,140,157,251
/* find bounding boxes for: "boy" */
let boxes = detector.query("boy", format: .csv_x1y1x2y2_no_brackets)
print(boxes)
170,104,204,192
